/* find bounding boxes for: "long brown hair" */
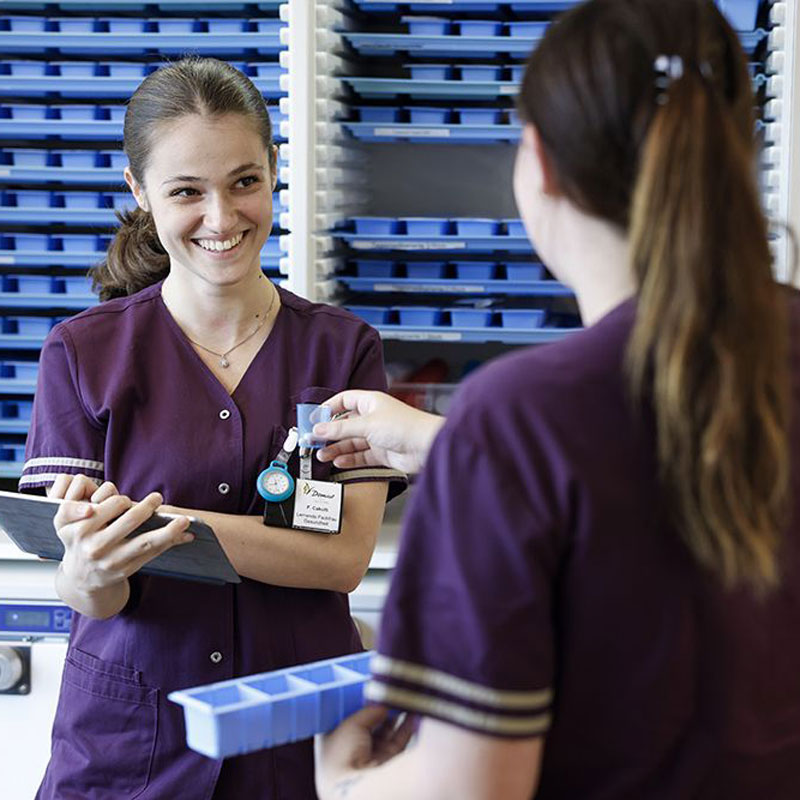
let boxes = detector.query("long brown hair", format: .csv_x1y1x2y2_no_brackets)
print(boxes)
518,0,790,592
91,57,274,301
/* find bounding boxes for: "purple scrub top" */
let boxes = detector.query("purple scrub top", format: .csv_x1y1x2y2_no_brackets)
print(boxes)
22,282,404,800
371,294,800,798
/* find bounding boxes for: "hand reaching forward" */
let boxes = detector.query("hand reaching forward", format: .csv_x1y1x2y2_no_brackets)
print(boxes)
314,391,444,475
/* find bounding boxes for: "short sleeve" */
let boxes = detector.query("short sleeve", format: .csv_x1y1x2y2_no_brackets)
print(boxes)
19,326,105,491
366,393,560,738
331,327,407,498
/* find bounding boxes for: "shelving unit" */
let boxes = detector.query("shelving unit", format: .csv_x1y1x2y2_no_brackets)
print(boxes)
282,0,797,404
0,1,291,478
0,0,797,471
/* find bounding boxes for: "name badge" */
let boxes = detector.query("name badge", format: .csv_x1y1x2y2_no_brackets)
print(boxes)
292,479,343,534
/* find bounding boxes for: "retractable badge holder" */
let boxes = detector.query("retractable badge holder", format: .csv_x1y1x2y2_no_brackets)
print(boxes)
256,428,298,505
259,405,344,535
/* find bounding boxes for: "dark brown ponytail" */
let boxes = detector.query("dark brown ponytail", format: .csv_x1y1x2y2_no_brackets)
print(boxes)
627,61,789,592
518,0,791,592
91,208,168,301
90,57,273,300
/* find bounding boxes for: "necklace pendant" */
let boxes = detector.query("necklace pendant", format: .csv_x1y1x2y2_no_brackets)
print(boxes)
219,357,230,368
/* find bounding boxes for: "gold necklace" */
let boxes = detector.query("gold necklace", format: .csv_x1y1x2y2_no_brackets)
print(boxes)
184,284,277,369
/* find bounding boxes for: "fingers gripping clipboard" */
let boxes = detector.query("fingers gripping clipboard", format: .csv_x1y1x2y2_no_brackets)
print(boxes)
0,490,240,585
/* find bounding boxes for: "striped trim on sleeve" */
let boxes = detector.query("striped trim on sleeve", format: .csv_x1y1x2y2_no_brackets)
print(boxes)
366,654,553,738
19,456,104,489
332,467,407,484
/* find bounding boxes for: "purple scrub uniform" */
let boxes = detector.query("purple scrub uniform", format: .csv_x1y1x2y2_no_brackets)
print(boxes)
370,295,800,798
22,282,404,800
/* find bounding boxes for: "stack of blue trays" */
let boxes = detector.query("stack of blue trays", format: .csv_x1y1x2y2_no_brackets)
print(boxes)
338,0,766,347
0,2,289,479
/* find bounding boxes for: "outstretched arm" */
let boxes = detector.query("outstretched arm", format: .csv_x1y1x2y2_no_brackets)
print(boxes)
314,391,444,475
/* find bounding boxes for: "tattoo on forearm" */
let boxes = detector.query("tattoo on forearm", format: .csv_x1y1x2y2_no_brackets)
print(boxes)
334,774,365,798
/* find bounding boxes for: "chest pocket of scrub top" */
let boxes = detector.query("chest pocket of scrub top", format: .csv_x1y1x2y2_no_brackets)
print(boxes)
49,648,157,797
280,385,339,482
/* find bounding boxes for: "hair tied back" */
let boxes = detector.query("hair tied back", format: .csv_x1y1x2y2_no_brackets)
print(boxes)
653,54,713,104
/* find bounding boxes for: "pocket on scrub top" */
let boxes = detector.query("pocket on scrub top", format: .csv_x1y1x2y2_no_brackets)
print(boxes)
290,384,339,409
49,648,158,797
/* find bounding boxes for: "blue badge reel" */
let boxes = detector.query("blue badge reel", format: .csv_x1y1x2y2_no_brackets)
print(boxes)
258,421,343,535
256,461,295,503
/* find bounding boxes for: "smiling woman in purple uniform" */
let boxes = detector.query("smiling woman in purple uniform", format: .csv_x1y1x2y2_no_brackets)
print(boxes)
20,58,404,800
313,1,800,798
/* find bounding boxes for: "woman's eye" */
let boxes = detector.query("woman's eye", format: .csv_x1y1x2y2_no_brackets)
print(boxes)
237,175,260,188
170,187,199,198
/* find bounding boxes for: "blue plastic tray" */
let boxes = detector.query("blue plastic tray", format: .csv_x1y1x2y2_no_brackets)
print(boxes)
352,0,576,8
343,78,519,99
4,0,282,5
0,360,39,396
338,232,533,253
0,108,288,142
376,324,579,344
717,0,761,31
349,0,758,32
2,75,283,99
338,275,571,297
0,360,39,380
343,32,545,57
169,651,372,759
0,30,284,55
343,121,521,143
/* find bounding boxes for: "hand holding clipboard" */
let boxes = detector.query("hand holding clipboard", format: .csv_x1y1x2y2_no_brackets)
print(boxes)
0,483,240,586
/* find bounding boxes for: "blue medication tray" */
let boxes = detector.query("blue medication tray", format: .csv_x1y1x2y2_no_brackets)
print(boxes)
2,74,283,100
337,232,533,253
169,651,372,759
376,323,580,344
338,275,571,297
351,1,577,8
343,121,521,143
4,0,283,5
344,77,519,100
0,29,285,56
343,31,547,58
0,107,288,142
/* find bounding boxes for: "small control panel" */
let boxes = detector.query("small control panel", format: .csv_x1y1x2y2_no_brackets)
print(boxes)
0,602,71,637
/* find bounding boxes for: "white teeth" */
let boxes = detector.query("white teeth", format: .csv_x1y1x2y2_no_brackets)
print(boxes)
196,232,244,252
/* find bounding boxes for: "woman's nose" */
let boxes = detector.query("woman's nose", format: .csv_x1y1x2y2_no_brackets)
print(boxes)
203,194,238,233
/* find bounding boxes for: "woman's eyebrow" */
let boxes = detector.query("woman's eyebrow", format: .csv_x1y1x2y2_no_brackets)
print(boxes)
228,163,265,177
161,163,265,187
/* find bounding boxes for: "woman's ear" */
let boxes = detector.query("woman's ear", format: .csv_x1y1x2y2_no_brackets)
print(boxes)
123,167,149,212
524,124,560,196
270,145,279,191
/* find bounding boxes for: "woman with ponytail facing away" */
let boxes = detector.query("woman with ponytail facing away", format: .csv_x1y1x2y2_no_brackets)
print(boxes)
23,58,403,799
315,1,800,798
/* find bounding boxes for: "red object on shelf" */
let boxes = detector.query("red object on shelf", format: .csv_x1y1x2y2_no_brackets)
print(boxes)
390,359,449,408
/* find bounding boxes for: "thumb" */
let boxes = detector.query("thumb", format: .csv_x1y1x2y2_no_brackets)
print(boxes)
314,415,374,443
343,704,391,731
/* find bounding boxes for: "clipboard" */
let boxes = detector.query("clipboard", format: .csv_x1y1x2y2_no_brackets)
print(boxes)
0,490,241,585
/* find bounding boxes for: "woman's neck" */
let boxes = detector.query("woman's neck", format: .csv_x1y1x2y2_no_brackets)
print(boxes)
545,205,636,326
160,270,276,344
